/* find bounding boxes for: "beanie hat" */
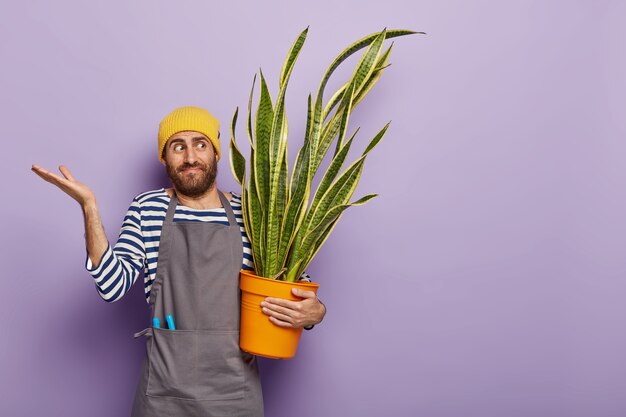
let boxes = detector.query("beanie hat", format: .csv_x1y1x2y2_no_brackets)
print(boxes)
158,106,220,162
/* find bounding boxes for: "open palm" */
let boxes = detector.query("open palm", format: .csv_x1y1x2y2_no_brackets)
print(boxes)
31,164,96,207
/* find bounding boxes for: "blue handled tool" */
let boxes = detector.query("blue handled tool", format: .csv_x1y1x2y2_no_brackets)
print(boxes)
166,314,176,330
153,318,161,328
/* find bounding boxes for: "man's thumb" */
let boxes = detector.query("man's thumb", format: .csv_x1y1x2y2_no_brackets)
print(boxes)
292,288,315,299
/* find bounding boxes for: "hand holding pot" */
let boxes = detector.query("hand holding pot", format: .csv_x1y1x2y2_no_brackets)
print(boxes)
260,288,326,329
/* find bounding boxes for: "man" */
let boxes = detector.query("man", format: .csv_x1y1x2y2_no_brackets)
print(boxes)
32,106,326,417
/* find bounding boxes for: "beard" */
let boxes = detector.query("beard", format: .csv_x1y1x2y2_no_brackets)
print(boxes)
166,159,218,198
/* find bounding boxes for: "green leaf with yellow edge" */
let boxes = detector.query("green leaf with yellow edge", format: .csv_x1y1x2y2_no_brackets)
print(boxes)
229,108,246,185
301,122,388,253
313,31,384,168
315,29,418,102
247,74,256,147
279,27,308,87
308,127,359,221
291,157,365,268
254,70,273,209
266,30,306,275
247,154,265,274
295,194,377,278
293,193,377,279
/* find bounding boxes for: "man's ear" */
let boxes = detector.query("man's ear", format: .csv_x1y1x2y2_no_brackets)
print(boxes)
208,139,219,161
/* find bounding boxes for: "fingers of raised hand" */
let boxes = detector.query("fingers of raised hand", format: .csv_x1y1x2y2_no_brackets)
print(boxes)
31,164,50,179
31,164,67,185
58,165,76,181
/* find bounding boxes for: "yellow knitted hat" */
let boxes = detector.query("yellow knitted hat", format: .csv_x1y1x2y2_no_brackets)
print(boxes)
158,106,220,162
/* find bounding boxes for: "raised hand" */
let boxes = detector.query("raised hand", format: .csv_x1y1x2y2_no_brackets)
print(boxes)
31,164,108,267
31,164,96,207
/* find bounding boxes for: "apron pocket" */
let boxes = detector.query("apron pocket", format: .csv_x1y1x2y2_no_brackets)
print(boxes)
146,328,245,401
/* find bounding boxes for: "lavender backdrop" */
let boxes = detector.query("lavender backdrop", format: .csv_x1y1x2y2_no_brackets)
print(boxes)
2,1,625,416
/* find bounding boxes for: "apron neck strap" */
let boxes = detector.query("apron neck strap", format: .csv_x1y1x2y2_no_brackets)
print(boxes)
217,191,237,227
165,189,237,227
165,191,178,223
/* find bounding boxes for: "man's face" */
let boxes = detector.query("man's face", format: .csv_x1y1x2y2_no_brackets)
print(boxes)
163,131,218,198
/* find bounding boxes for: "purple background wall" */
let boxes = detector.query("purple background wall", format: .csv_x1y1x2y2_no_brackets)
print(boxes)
2,1,625,416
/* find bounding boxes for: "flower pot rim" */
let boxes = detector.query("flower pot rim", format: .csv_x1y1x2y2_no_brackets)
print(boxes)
239,269,320,289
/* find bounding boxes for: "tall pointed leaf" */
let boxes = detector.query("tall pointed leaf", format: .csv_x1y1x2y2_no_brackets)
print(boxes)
254,71,274,208
316,29,419,101
308,127,358,214
289,157,366,271
300,123,387,257
322,82,348,121
266,31,306,275
265,106,288,274
294,194,377,279
350,29,386,98
247,153,265,274
229,108,246,185
310,29,419,170
278,143,311,268
332,81,356,157
276,144,288,239
353,44,393,108
313,31,385,168
362,122,390,156
247,74,257,147
279,27,308,86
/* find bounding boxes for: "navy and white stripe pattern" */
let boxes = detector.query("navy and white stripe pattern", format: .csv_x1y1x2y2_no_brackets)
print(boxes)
85,188,309,303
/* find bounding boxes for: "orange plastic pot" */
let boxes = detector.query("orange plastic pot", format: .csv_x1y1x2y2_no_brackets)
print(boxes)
239,269,320,359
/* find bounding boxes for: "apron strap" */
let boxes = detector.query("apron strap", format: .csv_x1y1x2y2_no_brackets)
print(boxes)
165,191,178,224
218,191,238,228
168,189,237,227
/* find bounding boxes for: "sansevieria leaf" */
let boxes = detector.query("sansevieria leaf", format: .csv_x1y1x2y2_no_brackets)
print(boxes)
265,28,306,276
289,157,366,270
295,194,377,278
247,74,256,147
229,108,246,185
308,128,359,221
315,29,419,102
254,71,273,209
279,27,308,87
247,155,264,274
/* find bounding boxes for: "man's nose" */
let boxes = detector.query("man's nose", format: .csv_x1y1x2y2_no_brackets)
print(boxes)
183,147,197,164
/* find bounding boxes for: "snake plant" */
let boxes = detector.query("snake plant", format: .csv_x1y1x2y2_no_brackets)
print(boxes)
230,27,422,282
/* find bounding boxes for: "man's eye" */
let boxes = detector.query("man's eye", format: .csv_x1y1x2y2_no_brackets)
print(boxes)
197,142,206,149
174,145,184,151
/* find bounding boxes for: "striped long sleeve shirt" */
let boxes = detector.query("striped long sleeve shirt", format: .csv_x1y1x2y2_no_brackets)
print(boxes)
85,188,309,303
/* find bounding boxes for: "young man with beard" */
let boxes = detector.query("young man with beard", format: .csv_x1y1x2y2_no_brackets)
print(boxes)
32,106,326,417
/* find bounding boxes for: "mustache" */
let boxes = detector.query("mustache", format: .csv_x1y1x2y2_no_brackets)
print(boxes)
176,162,207,173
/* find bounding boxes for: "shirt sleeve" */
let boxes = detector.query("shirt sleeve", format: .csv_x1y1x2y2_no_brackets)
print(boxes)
85,197,146,302
298,271,312,282
297,271,318,330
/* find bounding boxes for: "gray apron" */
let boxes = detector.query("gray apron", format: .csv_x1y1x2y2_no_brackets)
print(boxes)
131,190,264,417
